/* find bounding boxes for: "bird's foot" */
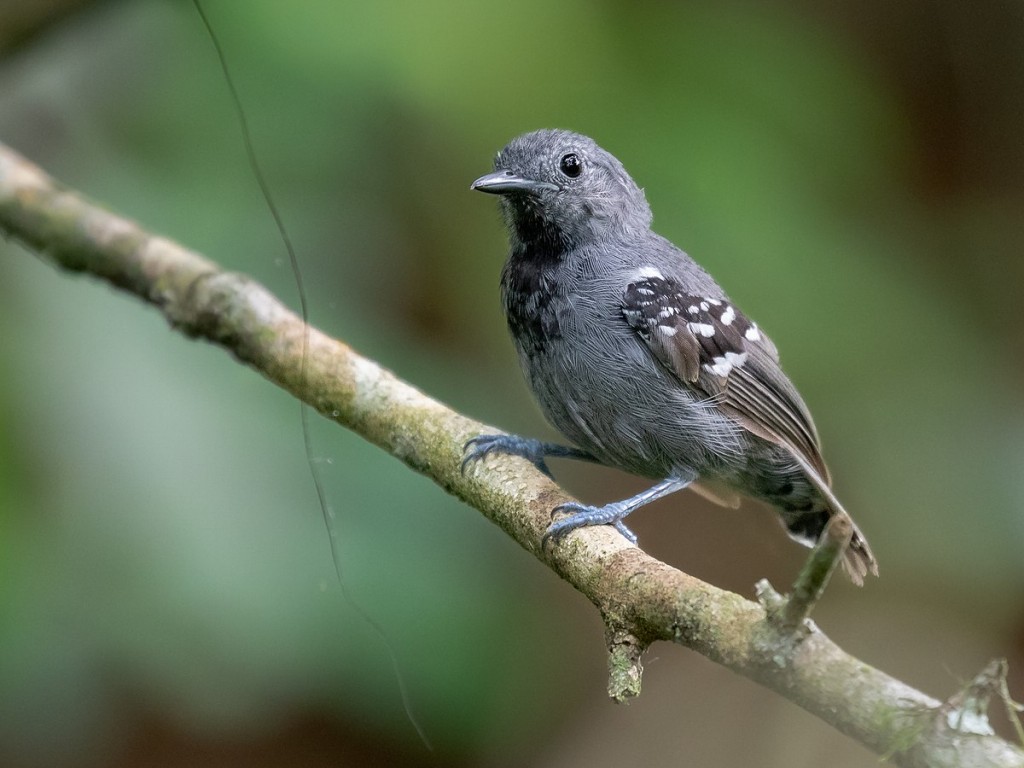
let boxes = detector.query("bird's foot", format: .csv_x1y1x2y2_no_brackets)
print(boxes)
462,434,556,477
542,501,638,546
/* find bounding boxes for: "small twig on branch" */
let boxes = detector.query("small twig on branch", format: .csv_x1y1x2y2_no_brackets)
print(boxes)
943,660,1024,746
605,625,645,702
755,514,853,635
1,142,1022,768
779,513,853,631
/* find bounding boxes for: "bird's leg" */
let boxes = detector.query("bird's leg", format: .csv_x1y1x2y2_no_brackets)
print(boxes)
462,434,597,479
543,475,694,546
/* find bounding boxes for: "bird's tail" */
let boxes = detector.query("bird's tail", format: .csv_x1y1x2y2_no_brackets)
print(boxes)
786,456,879,586
842,523,877,587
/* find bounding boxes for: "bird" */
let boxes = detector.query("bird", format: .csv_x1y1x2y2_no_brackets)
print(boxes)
463,129,877,585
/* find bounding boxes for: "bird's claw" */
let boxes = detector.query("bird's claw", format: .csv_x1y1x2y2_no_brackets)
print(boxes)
461,434,553,478
541,501,638,547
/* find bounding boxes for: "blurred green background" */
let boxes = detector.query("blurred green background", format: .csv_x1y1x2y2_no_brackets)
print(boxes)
1,1,1023,766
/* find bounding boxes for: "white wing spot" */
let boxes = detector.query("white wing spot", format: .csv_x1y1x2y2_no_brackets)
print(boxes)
706,298,722,306
688,321,716,338
699,301,709,311
658,307,676,319
636,266,664,280
720,305,735,325
705,351,747,378
706,358,731,377
744,325,761,341
658,324,678,337
687,305,699,314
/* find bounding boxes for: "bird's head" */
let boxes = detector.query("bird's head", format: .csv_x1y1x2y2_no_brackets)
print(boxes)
472,129,652,250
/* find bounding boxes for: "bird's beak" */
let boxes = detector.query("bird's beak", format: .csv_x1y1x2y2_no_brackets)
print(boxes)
471,170,557,195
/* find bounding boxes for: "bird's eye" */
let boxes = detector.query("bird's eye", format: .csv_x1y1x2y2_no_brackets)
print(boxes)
559,153,582,178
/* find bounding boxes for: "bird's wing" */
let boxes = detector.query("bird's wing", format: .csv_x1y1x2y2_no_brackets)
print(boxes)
621,271,829,481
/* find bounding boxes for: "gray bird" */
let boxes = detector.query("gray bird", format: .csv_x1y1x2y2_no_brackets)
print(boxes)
464,129,877,584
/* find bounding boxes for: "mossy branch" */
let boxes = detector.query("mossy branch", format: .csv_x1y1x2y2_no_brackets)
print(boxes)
1,142,1021,768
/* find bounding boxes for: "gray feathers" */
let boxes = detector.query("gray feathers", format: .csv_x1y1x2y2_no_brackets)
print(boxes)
474,128,877,584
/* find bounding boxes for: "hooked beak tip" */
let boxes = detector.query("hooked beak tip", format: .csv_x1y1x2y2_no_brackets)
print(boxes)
471,170,556,195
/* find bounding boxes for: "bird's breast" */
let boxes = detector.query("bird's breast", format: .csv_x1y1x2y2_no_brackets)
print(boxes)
499,246,569,355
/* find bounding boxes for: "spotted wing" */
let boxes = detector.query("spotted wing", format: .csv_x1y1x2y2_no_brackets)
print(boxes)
622,273,828,480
